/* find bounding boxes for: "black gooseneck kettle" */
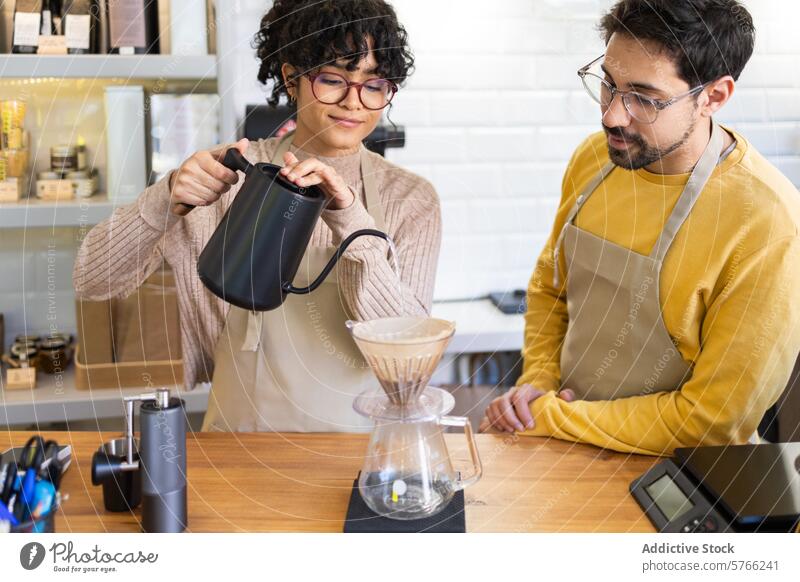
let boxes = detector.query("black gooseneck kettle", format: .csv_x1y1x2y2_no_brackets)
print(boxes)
197,148,391,311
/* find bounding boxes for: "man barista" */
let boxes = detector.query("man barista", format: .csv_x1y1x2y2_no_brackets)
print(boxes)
481,0,800,455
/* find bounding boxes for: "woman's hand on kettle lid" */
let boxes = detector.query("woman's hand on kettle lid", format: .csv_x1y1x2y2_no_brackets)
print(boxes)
279,152,355,210
168,138,250,216
478,385,577,433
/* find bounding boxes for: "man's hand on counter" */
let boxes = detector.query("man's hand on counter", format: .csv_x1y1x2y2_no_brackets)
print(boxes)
479,385,576,433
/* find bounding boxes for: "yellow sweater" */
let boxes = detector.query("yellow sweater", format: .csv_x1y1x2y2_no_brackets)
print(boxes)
520,127,800,455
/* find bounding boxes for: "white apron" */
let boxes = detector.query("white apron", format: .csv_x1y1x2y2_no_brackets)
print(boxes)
202,133,385,432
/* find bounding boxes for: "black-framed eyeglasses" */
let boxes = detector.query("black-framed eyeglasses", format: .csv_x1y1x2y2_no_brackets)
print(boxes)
577,55,709,124
305,71,398,111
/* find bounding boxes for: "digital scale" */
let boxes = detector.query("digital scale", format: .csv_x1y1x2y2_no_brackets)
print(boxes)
630,442,800,533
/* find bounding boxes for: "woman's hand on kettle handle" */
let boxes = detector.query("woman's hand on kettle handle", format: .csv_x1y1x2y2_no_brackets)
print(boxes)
168,138,250,216
478,385,577,433
279,152,356,210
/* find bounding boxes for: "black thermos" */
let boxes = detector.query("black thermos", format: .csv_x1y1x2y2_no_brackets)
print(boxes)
139,392,187,533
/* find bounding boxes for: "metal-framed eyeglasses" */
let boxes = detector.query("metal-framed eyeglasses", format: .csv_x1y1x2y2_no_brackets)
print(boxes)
577,55,710,124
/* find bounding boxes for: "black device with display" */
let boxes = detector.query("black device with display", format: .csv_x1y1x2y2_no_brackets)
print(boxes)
630,442,800,533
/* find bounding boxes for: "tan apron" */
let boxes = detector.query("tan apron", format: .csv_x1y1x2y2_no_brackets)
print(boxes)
554,122,725,402
202,133,385,432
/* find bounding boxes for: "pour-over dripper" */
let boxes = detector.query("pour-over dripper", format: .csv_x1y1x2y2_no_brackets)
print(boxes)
346,317,455,407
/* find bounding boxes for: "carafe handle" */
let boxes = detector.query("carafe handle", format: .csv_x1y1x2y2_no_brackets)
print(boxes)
439,415,482,491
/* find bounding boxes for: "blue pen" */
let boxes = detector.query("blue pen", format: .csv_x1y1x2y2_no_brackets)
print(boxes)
21,469,37,506
0,499,19,526
19,436,45,509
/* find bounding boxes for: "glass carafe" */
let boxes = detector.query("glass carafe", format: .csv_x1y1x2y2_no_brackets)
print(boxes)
355,386,482,520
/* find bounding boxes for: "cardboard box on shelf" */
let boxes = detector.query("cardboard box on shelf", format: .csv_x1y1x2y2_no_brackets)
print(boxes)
74,345,183,391
0,178,23,202
6,366,36,390
76,297,114,365
113,267,182,363
36,178,75,201
74,266,183,389
36,174,99,200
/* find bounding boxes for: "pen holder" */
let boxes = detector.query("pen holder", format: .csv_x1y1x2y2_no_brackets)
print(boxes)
92,437,141,512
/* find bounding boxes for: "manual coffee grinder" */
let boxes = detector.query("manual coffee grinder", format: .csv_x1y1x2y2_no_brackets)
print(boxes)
92,388,188,533
347,317,482,520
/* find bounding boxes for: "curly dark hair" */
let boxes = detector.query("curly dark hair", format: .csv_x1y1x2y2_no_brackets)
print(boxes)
253,0,415,107
599,0,756,86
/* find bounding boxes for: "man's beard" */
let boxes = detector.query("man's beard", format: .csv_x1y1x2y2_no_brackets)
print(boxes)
604,122,694,170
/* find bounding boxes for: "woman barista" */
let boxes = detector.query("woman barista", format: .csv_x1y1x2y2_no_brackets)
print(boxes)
73,0,442,432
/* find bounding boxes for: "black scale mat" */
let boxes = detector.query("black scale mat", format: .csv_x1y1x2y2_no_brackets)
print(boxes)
343,477,465,533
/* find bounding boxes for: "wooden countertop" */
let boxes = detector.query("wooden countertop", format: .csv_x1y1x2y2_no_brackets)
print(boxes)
1,431,659,532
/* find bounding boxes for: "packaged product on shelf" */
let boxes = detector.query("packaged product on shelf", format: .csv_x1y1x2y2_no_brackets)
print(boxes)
63,0,99,54
105,86,147,202
36,171,73,200
36,168,98,200
11,0,42,54
106,0,159,55
4,148,29,177
0,177,24,202
50,144,78,173
41,0,56,35
1,100,27,150
150,93,220,182
67,169,98,198
169,0,207,56
0,100,30,202
3,342,38,390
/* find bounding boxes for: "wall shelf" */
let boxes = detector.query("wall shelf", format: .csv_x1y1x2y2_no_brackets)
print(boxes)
0,54,217,80
0,194,116,228
0,367,210,426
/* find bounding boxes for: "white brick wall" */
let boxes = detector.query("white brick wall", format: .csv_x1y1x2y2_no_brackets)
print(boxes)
4,0,800,341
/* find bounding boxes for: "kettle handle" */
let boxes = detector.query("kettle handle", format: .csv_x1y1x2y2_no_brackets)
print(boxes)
178,148,250,211
283,229,391,295
222,147,252,174
438,415,483,491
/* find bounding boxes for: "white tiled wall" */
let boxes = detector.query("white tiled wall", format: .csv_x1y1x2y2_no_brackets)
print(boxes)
219,0,800,302
3,0,799,340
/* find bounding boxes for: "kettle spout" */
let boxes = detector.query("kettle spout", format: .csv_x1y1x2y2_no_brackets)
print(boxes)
283,229,392,295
